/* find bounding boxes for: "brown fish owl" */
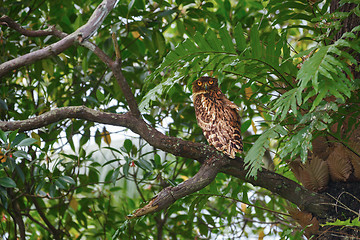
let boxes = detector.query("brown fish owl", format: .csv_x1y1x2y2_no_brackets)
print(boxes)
192,76,243,158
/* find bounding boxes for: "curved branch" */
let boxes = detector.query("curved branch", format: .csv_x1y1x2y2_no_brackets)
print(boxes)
0,106,333,218
128,156,222,218
0,0,118,78
0,15,56,37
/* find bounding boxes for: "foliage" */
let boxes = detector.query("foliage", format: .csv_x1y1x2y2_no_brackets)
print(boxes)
323,218,360,227
0,0,359,239
140,0,360,176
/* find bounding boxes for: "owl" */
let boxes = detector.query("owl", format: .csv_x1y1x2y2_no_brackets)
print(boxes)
192,76,243,159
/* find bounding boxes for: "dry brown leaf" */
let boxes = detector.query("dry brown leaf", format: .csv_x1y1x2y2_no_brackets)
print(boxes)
290,160,305,184
327,144,352,182
312,136,331,161
287,207,319,238
303,156,329,192
290,156,329,192
346,142,360,180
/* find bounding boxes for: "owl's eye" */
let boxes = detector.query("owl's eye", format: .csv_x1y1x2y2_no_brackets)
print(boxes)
208,80,214,85
197,81,202,86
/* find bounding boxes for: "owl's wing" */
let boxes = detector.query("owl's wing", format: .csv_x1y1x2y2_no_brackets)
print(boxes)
219,92,240,111
204,106,243,158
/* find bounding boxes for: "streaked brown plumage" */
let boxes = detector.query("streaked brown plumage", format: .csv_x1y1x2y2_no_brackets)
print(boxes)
192,76,243,158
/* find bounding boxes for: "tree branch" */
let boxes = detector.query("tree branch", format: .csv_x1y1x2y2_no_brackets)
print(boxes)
0,15,56,37
9,200,25,240
1,14,141,118
222,162,331,218
111,59,142,118
0,0,118,78
31,196,64,239
0,106,333,218
128,155,223,218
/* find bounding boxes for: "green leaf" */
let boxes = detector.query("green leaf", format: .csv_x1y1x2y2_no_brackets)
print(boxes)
297,46,329,90
0,130,7,143
271,88,301,121
250,24,261,59
110,167,120,183
324,218,360,227
59,176,76,185
13,150,30,159
205,29,222,51
17,138,38,147
0,177,16,188
137,158,153,172
0,99,8,111
192,32,211,51
55,179,66,189
219,26,235,53
15,165,25,183
11,133,26,147
123,157,130,178
96,89,105,102
265,31,276,66
123,139,132,153
234,23,246,53
153,30,166,57
240,119,252,133
244,125,286,177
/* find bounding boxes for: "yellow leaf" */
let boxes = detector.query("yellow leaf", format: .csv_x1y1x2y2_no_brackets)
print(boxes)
258,229,265,240
0,150,6,163
251,120,257,134
31,132,41,147
69,197,78,211
240,203,247,212
58,53,68,64
256,106,266,119
102,127,111,145
273,156,281,166
179,175,189,181
131,31,142,40
245,87,253,100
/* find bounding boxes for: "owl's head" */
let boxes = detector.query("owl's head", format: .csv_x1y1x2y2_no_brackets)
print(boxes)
192,77,218,94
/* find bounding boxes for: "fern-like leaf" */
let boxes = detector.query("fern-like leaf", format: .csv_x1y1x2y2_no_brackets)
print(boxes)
244,125,287,178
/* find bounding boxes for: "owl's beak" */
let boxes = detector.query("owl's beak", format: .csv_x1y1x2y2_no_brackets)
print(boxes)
204,83,208,90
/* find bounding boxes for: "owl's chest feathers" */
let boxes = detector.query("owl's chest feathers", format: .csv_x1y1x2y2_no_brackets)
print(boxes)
193,92,225,121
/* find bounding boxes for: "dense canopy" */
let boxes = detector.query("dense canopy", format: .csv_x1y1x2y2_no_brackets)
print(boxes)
0,0,360,239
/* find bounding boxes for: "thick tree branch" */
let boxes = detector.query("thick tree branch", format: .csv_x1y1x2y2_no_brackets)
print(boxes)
0,0,118,78
0,106,333,218
223,162,331,218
